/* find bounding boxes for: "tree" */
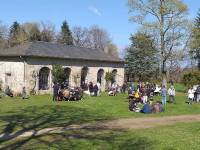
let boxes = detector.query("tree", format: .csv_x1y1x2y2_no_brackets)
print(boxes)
52,65,66,84
72,26,91,47
9,21,28,47
0,21,8,48
128,0,189,86
125,32,159,80
58,21,73,45
23,23,41,41
89,25,111,50
40,22,55,42
190,9,200,70
104,42,119,57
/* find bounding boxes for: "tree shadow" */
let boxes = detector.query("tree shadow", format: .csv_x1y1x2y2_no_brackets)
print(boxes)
0,105,155,150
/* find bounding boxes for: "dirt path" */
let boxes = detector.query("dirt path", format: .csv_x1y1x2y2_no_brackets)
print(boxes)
1,114,200,141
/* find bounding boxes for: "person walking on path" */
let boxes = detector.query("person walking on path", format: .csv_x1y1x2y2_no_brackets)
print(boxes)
168,85,175,103
161,85,167,107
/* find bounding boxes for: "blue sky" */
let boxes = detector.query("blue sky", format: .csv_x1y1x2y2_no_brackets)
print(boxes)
0,0,199,51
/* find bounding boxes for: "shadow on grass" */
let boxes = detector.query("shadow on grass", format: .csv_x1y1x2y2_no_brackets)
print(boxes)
0,105,155,150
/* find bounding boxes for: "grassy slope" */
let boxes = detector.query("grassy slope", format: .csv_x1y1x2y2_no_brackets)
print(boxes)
0,84,200,149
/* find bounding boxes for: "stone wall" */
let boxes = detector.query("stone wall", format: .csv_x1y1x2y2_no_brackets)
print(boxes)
0,57,124,95
0,59,25,95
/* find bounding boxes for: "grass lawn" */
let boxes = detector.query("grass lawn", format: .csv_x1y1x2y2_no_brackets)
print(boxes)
0,84,200,149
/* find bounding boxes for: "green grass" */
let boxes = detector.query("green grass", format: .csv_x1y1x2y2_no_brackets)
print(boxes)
0,84,200,149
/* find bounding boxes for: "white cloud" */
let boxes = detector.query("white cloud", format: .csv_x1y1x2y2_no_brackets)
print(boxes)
88,6,102,17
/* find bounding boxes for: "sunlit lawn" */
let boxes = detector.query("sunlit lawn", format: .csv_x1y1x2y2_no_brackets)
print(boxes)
0,84,200,149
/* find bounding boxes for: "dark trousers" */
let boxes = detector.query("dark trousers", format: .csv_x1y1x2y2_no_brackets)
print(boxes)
169,95,175,103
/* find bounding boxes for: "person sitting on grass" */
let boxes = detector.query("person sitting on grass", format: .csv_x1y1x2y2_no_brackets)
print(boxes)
187,87,195,104
141,101,151,114
134,89,140,102
151,101,164,113
5,86,13,97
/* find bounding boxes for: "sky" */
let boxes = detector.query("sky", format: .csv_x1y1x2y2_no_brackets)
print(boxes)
0,0,199,53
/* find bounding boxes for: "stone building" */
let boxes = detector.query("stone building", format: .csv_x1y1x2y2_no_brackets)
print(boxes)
0,41,125,95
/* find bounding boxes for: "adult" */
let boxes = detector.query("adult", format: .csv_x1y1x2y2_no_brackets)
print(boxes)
93,84,98,97
168,85,175,103
141,102,151,114
196,85,200,102
88,82,94,96
5,86,13,97
97,82,101,96
122,82,127,94
53,82,59,101
161,85,167,107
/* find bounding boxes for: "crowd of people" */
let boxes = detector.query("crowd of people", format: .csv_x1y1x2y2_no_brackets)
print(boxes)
120,81,177,114
53,82,83,101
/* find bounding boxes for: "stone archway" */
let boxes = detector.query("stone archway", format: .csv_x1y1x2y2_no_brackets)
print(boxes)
39,67,50,90
80,66,89,90
64,67,71,86
97,69,104,85
112,69,117,85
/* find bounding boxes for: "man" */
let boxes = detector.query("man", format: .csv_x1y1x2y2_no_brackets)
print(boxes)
161,85,167,107
168,85,175,103
53,82,59,101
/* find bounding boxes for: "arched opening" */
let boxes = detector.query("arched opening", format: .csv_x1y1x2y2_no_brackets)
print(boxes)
97,69,104,85
81,66,89,90
64,67,71,86
39,67,50,90
112,69,117,85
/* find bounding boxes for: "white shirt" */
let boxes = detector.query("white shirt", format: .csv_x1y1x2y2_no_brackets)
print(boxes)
188,89,194,99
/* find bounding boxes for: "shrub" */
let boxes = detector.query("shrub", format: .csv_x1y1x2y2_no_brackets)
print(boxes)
182,71,200,88
52,65,66,84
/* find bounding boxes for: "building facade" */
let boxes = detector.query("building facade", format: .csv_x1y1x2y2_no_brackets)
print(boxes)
0,41,125,95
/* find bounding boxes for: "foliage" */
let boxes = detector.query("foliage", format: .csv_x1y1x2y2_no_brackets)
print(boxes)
190,9,200,70
9,21,28,46
128,0,190,86
105,71,114,82
58,20,73,45
182,71,200,87
125,32,159,80
52,65,66,84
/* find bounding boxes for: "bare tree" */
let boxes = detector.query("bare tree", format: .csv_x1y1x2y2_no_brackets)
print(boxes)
104,42,119,57
128,0,190,85
0,21,8,48
40,21,55,42
89,25,111,50
72,26,91,47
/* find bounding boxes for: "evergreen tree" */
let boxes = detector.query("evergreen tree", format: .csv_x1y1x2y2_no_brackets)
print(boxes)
190,9,200,70
125,32,159,81
9,21,27,46
58,21,73,45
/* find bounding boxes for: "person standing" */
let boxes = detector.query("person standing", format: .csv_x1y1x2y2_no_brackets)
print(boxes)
22,87,28,99
168,85,175,103
188,87,195,104
161,85,167,107
97,82,101,96
53,82,59,101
